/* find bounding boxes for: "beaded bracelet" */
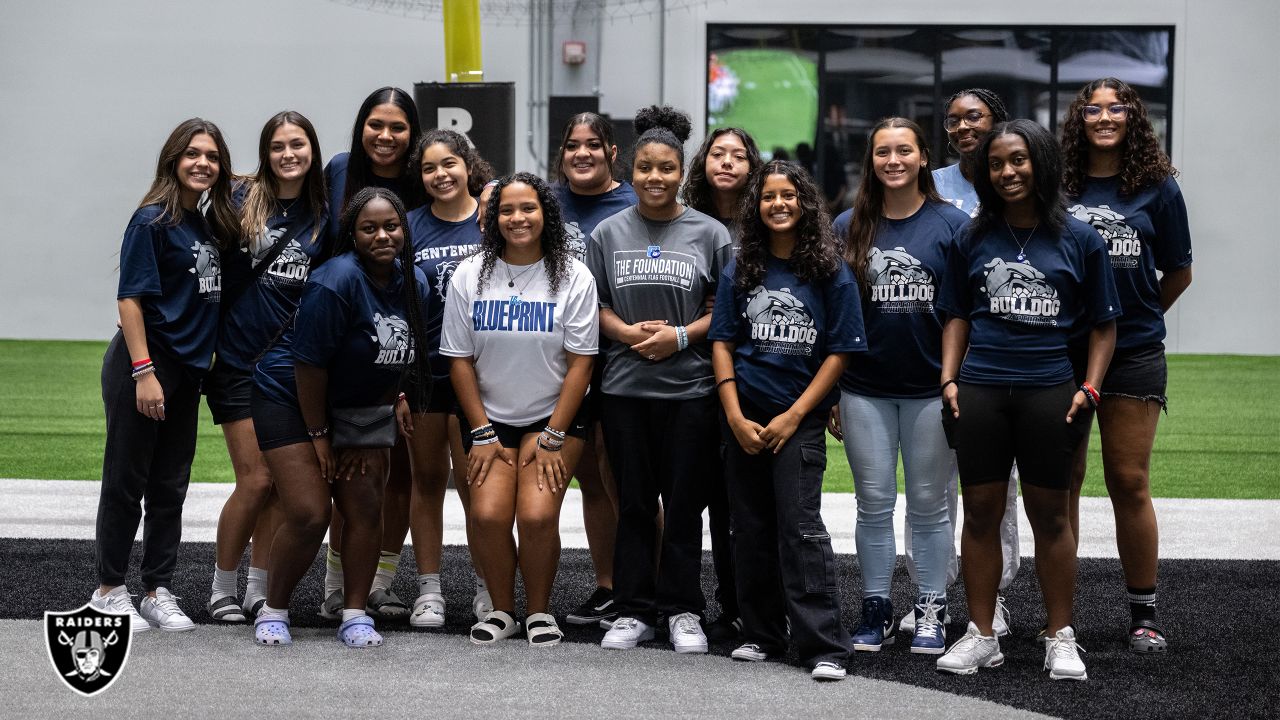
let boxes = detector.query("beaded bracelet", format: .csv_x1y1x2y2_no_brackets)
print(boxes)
537,436,562,452
471,436,500,447
676,326,689,351
471,423,497,440
307,426,329,439
542,425,566,440
131,364,156,379
396,392,408,406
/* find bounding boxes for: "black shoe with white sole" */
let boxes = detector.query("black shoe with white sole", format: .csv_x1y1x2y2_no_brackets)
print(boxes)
566,586,617,625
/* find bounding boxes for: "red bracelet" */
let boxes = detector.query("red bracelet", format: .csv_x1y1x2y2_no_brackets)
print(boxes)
132,358,152,369
397,392,408,405
1080,382,1100,408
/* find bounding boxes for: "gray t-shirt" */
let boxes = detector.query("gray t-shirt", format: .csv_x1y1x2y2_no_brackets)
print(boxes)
586,206,733,400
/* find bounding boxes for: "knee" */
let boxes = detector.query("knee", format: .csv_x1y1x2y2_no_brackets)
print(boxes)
238,469,273,504
1105,467,1152,504
471,504,514,535
516,508,559,538
287,502,331,539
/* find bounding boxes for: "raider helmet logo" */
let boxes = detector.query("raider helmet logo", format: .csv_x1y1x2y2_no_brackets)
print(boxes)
44,603,132,697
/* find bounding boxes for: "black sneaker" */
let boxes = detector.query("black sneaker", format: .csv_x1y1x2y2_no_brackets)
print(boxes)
705,614,743,642
566,587,617,625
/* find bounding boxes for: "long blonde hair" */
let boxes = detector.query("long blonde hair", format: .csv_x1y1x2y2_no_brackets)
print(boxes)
239,111,327,248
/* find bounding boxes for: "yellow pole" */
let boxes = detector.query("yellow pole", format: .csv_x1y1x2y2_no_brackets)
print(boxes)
443,0,483,82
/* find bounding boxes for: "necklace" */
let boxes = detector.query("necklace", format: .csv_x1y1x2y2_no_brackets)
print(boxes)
637,206,677,258
503,255,541,292
279,197,301,217
1005,220,1039,262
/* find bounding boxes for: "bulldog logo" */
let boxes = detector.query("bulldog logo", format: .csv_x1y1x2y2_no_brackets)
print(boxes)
44,603,132,697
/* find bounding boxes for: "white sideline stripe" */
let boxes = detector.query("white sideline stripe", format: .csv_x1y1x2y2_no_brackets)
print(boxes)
4,478,1278,559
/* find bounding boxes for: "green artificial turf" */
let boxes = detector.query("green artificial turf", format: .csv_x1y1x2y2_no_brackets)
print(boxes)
0,340,1276,498
708,48,818,156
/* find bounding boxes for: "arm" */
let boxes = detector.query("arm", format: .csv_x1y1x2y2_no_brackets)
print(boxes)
634,312,712,361
528,352,594,492
293,362,334,482
758,352,850,453
449,356,512,486
940,316,970,418
1159,265,1192,313
118,298,166,421
713,340,765,454
1068,319,1116,423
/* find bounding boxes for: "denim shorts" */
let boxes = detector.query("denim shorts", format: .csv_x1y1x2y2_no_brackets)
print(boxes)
1102,344,1168,408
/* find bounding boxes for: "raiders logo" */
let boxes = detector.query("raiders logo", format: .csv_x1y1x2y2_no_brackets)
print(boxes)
44,603,133,697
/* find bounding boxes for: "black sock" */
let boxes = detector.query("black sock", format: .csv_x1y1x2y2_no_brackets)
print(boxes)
1127,585,1157,624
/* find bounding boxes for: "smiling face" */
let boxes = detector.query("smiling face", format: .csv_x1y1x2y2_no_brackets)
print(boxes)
1083,86,1128,153
871,127,925,192
987,133,1035,208
362,103,411,176
945,94,996,157
176,132,220,206
632,142,682,216
352,197,404,268
420,142,468,204
705,131,750,196
268,123,312,187
561,124,615,193
758,173,801,237
496,182,544,253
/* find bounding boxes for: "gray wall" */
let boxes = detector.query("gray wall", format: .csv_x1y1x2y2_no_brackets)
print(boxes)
2,0,1277,354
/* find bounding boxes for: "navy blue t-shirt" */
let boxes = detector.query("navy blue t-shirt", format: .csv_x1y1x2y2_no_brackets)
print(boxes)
1067,175,1192,351
217,210,327,371
937,217,1123,386
407,204,482,381
324,152,419,248
834,202,968,399
553,182,637,261
254,252,431,409
117,204,221,371
708,255,867,417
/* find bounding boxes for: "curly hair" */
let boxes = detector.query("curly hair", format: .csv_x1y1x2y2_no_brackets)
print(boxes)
1060,77,1177,198
335,186,433,409
972,120,1065,237
478,172,571,295
631,105,693,168
735,160,840,292
844,118,942,292
410,128,495,199
681,127,763,217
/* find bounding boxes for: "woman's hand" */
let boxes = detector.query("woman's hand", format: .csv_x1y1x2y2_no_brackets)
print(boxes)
943,383,960,419
826,406,843,441
759,409,802,453
396,402,415,439
135,373,166,421
631,323,679,362
468,442,513,488
336,448,379,482
523,443,569,493
312,437,335,484
617,319,666,347
729,415,767,455
1066,390,1091,423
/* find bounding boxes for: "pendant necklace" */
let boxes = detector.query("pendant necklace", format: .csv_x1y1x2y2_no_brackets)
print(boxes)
1005,220,1039,262
639,206,674,258
503,255,542,303
280,197,301,217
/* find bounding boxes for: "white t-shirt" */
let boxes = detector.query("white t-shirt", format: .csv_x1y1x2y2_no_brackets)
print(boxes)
440,254,599,425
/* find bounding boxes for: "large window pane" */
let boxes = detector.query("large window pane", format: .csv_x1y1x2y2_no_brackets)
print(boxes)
1055,29,1172,153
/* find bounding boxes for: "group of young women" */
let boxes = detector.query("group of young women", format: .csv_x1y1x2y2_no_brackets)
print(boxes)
91,77,1191,681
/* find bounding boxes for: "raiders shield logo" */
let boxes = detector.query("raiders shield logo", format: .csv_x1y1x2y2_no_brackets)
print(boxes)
44,603,133,697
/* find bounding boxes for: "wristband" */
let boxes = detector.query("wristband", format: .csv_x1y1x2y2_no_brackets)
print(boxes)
542,425,566,440
397,392,408,406
132,358,153,369
716,377,736,389
307,426,329,439
537,437,563,452
676,326,689,351
131,364,156,379
1080,382,1100,408
941,379,957,391
471,436,499,447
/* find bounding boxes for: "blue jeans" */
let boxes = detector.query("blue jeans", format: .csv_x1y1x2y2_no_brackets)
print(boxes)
839,393,953,597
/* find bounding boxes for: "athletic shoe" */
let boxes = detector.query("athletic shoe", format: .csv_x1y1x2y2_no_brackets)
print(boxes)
851,596,895,651
472,589,493,623
1129,619,1168,653
811,662,847,681
909,593,947,655
601,616,654,650
1044,626,1088,680
410,593,446,629
731,642,770,662
936,622,1003,675
899,609,915,635
669,612,708,654
565,586,617,625
90,586,149,633
318,589,343,620
705,614,743,642
366,588,410,619
208,594,247,623
993,595,1012,637
139,588,196,632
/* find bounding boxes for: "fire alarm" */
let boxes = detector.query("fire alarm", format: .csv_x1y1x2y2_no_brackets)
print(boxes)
563,41,587,65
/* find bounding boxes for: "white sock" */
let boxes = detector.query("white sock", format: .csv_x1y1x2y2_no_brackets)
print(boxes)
211,567,238,598
371,551,400,593
258,604,289,623
418,573,442,597
341,608,368,623
245,567,267,602
324,548,344,597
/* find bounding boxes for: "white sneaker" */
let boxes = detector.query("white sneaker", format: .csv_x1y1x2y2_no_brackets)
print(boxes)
410,593,446,629
90,586,150,633
811,661,847,681
1044,626,1088,680
936,622,1004,675
899,611,915,634
139,588,196,632
668,612,708,654
993,595,1012,637
601,616,654,649
731,642,769,662
472,590,493,623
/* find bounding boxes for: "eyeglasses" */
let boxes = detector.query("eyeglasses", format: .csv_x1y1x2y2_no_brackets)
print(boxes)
1081,104,1130,121
943,111,990,132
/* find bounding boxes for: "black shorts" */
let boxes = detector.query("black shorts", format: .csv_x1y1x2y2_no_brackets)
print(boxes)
459,405,590,453
942,381,1091,491
250,389,310,451
581,358,606,429
204,360,253,425
1102,344,1168,407
405,375,459,415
